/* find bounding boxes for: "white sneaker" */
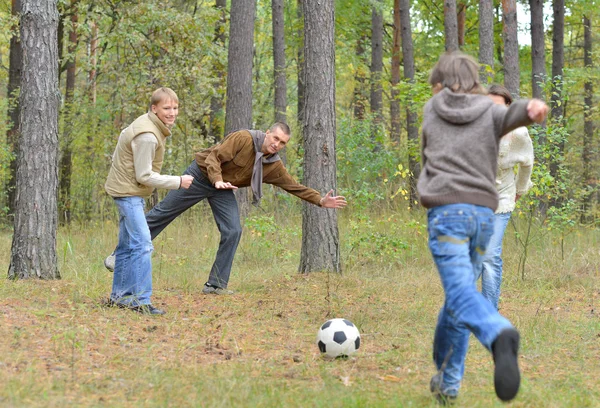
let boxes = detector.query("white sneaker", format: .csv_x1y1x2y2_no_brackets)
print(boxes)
104,253,115,272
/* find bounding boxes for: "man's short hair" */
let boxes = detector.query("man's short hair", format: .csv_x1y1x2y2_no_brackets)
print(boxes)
150,87,179,107
270,122,290,136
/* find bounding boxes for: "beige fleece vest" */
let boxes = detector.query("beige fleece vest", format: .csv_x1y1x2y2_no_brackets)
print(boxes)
105,112,170,198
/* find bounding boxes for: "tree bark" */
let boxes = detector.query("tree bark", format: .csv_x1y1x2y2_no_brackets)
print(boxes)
502,0,519,98
444,0,459,51
399,0,419,207
352,36,368,120
299,0,340,273
582,15,594,218
225,0,256,219
478,0,494,84
210,0,226,141
457,2,466,47
550,0,564,121
272,0,287,164
88,20,97,105
59,6,77,225
390,0,401,143
297,0,305,128
9,0,60,280
370,0,383,142
6,0,22,215
529,0,546,100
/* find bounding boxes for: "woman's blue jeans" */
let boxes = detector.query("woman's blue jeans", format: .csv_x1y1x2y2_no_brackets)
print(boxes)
111,196,153,306
477,212,512,310
427,204,514,397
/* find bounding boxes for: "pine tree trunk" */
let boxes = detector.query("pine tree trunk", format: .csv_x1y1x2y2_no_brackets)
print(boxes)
59,6,77,225
370,0,383,144
399,0,419,208
529,0,546,100
457,2,466,47
210,0,227,141
390,0,401,143
297,0,305,128
272,0,287,164
352,35,368,120
9,0,60,280
444,0,459,51
88,20,97,105
502,0,519,98
582,15,594,220
299,0,340,274
548,0,564,192
478,0,494,83
6,0,22,215
225,0,256,219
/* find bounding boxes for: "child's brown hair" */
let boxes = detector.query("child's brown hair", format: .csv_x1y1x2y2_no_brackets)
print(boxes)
429,51,485,95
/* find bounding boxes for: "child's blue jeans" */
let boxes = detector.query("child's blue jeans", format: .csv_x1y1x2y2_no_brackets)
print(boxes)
427,204,514,397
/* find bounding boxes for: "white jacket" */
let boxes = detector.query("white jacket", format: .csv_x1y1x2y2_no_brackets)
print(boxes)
495,126,534,214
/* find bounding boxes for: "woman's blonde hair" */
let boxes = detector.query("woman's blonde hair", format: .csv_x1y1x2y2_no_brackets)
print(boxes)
150,87,179,107
429,51,485,95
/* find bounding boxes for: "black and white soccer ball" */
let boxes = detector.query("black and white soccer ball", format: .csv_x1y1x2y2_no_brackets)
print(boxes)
316,318,361,358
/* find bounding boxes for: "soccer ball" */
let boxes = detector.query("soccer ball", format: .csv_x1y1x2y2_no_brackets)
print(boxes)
316,318,361,358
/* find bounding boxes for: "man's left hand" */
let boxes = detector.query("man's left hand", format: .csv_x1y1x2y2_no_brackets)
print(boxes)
320,190,347,209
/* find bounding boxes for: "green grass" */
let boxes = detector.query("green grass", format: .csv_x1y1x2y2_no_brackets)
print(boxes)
0,208,599,407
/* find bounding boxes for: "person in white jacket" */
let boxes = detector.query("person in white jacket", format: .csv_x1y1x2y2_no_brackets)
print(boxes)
477,84,534,310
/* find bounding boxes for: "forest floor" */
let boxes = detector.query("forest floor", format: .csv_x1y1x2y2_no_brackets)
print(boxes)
0,209,599,407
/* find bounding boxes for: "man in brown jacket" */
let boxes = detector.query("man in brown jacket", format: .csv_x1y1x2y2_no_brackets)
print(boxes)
105,122,346,295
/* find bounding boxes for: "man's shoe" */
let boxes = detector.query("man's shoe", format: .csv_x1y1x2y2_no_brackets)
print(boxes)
430,372,457,405
202,284,234,295
104,253,115,272
130,304,166,315
492,328,520,401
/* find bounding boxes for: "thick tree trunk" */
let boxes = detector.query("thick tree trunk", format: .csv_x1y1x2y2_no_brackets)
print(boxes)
297,0,305,128
210,0,226,141
390,0,401,143
6,0,22,215
399,0,419,207
272,0,287,164
59,7,77,225
550,0,564,121
370,0,383,143
529,0,546,100
225,0,256,219
299,0,340,273
582,15,594,219
444,0,459,51
478,0,494,84
9,0,60,280
502,0,519,98
457,2,466,47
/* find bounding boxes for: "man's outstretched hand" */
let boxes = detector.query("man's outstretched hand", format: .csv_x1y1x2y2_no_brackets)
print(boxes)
319,190,348,209
215,181,238,190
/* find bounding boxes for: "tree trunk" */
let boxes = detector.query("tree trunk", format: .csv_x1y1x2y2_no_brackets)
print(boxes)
457,2,466,47
478,0,494,84
59,6,77,225
444,0,459,51
550,0,564,121
529,0,546,100
6,0,22,215
548,0,564,189
272,0,287,164
390,0,401,143
370,0,383,143
399,0,419,207
297,0,305,128
88,20,97,105
9,0,60,280
582,15,593,219
502,0,519,98
299,0,340,273
210,0,226,141
225,0,256,219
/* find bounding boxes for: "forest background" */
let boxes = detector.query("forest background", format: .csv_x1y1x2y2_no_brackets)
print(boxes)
0,0,599,407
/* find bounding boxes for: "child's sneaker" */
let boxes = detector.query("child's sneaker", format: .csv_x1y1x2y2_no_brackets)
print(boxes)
202,283,234,295
430,372,457,405
492,328,520,401
104,253,115,272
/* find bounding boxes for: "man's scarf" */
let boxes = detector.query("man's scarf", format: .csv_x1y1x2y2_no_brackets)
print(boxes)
250,130,281,206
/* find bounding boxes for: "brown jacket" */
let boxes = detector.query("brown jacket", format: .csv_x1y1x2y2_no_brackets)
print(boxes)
195,130,322,206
